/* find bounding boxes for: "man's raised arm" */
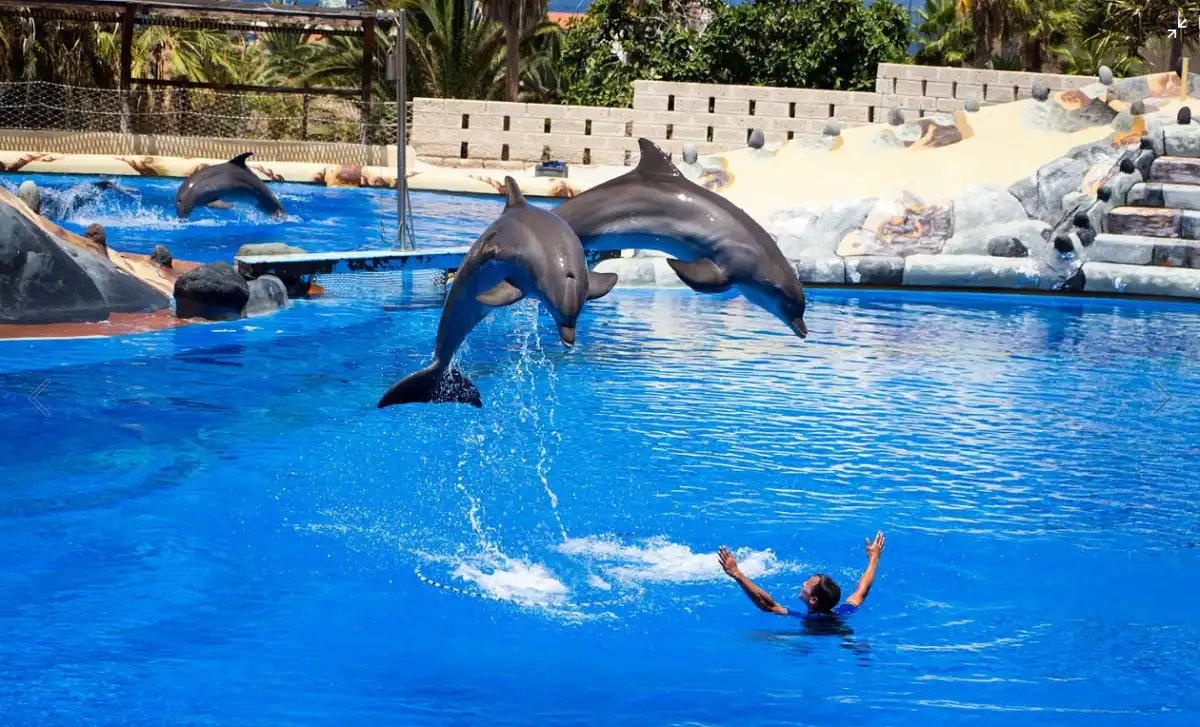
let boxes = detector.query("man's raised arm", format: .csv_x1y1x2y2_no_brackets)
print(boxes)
718,545,788,615
844,531,885,608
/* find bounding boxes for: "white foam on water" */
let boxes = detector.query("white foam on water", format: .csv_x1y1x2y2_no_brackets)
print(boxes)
450,553,570,608
556,535,794,585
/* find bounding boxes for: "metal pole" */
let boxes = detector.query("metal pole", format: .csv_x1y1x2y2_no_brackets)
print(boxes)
397,10,409,249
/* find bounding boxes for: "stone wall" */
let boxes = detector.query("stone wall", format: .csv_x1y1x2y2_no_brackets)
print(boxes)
875,63,1097,120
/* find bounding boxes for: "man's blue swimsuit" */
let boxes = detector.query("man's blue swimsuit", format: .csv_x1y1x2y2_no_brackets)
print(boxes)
786,603,858,620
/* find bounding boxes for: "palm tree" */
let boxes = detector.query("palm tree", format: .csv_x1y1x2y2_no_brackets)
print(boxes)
1016,0,1077,72
956,0,1028,68
914,0,973,67
1106,0,1190,73
479,0,548,102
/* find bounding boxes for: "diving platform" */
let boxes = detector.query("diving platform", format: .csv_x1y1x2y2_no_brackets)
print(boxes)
234,247,471,279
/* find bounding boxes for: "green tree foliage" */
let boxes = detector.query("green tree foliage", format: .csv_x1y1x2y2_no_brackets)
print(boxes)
914,0,973,67
559,0,911,107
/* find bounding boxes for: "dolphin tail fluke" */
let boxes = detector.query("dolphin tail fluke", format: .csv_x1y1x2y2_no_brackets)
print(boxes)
587,271,619,300
377,365,483,408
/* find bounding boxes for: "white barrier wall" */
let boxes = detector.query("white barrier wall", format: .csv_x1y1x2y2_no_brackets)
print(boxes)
412,65,1103,167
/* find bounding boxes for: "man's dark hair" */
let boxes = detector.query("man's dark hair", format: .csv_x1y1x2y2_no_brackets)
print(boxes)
811,574,841,613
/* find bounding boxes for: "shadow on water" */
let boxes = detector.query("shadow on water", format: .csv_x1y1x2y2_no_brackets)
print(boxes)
750,619,873,662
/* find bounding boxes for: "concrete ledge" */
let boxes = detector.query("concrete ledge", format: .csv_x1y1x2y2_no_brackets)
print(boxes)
592,257,686,288
1082,262,1200,297
793,257,847,284
902,254,1048,289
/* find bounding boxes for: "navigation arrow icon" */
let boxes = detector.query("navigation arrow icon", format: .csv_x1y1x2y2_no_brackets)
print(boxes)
28,379,49,417
1152,379,1174,415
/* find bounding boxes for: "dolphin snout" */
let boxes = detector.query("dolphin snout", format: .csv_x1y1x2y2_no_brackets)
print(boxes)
558,325,576,346
790,317,808,338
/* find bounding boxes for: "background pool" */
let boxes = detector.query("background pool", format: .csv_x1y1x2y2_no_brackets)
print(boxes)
2,174,1200,726
0,173,556,262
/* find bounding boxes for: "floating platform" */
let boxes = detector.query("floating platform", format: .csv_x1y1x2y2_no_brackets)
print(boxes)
234,247,471,279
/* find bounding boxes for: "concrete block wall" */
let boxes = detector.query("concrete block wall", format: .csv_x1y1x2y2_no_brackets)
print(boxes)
410,97,640,168
410,65,1103,166
875,63,1097,121
629,80,882,148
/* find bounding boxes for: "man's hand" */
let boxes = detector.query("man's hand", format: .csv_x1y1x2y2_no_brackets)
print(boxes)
718,545,786,614
718,545,742,579
865,531,885,560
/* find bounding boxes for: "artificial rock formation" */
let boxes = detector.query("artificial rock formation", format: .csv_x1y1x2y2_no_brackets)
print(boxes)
0,187,170,324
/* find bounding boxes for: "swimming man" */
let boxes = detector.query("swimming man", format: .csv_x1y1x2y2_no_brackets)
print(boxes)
718,532,884,619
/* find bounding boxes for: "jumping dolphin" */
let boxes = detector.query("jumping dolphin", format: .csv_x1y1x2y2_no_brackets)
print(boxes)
553,138,808,338
175,152,286,220
378,177,618,409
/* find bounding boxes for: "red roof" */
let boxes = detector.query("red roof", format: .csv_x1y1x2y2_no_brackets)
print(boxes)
547,11,582,27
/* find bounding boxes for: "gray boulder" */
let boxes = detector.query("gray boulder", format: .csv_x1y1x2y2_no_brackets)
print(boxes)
151,244,173,268
792,197,877,258
1098,66,1114,85
748,129,765,149
868,129,908,150
965,97,982,112
0,202,170,324
887,108,905,126
173,262,250,320
1164,123,1200,156
1031,83,1050,102
987,236,1029,258
235,242,305,258
84,223,107,249
952,183,1028,230
244,274,289,316
764,206,820,258
1033,156,1091,221
823,120,842,136
1111,111,1134,132
17,181,40,214
682,143,699,164
944,219,1048,256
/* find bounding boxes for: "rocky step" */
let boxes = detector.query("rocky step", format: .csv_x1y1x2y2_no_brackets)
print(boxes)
1124,182,1200,210
1104,206,1200,239
1149,156,1200,185
1082,262,1200,298
1090,233,1200,267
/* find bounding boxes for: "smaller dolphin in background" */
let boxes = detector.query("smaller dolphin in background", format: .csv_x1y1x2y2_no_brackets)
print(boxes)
378,177,617,409
553,138,808,338
175,152,286,220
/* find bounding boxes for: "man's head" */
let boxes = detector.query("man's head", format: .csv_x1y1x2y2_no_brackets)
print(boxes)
800,574,841,613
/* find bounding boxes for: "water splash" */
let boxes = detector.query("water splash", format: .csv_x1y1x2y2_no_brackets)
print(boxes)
509,301,569,543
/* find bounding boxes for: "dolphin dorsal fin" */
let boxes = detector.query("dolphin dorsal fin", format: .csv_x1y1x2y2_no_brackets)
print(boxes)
635,138,683,178
503,177,526,209
229,152,254,166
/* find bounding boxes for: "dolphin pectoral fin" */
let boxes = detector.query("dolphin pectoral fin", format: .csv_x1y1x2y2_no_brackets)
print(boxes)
207,200,234,210
586,271,619,300
378,365,483,408
476,280,525,307
666,258,733,294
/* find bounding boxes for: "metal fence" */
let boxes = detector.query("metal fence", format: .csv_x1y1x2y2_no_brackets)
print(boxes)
0,81,411,149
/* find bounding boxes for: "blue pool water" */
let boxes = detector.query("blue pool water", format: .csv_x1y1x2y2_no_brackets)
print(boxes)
3,174,1200,726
